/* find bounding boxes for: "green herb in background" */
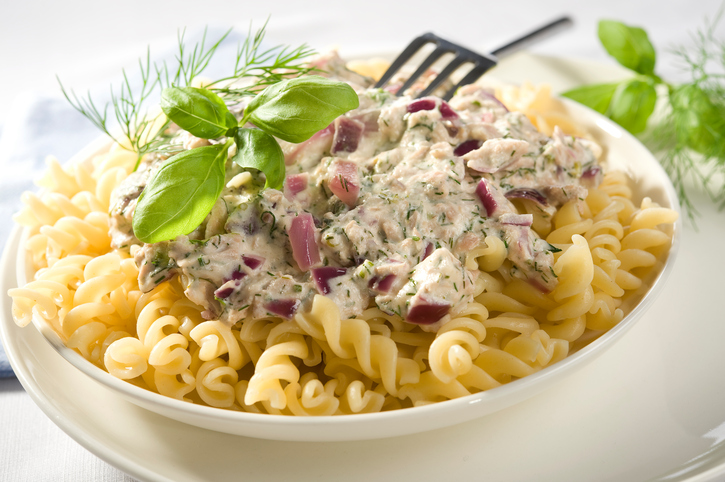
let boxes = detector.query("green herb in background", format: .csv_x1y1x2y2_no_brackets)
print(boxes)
562,14,725,217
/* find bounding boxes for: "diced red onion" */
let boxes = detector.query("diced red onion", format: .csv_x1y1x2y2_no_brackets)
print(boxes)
423,243,434,260
329,160,360,207
500,213,533,227
439,101,458,120
476,179,498,217
454,139,482,157
580,166,602,188
331,117,365,154
289,213,320,271
311,267,348,295
504,188,549,207
370,274,396,294
284,174,308,198
242,255,265,271
406,298,451,325
581,166,601,179
407,98,436,113
264,299,301,319
225,254,265,285
215,286,234,299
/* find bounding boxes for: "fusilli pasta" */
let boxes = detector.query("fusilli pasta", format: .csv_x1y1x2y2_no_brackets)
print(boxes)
7,88,678,416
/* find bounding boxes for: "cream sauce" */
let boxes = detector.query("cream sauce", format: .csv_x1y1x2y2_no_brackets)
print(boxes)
112,52,601,329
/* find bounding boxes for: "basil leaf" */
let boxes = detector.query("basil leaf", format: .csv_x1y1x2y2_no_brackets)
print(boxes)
133,144,228,243
244,76,359,143
161,87,238,139
561,82,620,114
608,79,657,134
232,128,285,190
598,20,656,76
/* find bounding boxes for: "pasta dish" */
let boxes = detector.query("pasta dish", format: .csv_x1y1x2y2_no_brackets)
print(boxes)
7,51,677,416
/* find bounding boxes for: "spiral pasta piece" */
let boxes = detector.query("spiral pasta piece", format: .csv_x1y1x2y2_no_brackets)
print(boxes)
338,380,386,414
473,236,508,272
104,336,148,379
284,376,340,416
399,371,473,406
191,320,248,371
244,334,309,409
196,358,239,408
428,330,480,383
547,235,595,321
295,295,420,397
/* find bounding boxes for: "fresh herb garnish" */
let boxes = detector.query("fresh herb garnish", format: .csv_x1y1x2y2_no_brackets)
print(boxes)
133,141,231,243
63,22,359,243
160,87,238,139
241,75,360,143
60,23,315,161
562,14,725,215
232,128,285,189
562,20,658,135
138,75,357,242
59,47,170,160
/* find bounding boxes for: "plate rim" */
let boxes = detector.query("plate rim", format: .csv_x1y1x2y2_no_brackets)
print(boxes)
0,225,172,482
6,52,723,482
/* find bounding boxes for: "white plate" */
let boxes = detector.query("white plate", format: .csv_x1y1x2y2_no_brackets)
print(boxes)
12,74,680,441
3,54,725,480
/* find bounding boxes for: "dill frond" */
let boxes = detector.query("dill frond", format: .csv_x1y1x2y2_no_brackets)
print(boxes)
206,19,318,101
156,27,233,89
59,46,170,165
58,20,316,165
653,6,725,216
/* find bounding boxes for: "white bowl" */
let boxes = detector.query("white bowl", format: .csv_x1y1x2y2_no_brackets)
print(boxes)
14,97,681,442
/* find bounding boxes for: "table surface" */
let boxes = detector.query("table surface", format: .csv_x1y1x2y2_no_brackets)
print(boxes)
1,1,723,480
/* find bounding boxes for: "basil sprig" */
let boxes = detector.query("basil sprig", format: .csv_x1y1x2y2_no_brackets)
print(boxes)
243,76,360,143
133,141,230,243
608,79,657,134
561,82,619,115
133,76,359,243
161,87,238,139
597,20,656,76
562,20,658,134
233,128,285,189
562,14,725,217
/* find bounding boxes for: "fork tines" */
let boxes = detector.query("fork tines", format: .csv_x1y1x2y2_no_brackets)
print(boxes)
374,33,497,101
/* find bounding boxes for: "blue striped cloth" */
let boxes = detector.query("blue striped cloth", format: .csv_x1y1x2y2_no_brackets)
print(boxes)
0,27,253,378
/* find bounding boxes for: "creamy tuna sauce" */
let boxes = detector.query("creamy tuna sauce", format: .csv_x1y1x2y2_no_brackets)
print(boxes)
110,53,602,330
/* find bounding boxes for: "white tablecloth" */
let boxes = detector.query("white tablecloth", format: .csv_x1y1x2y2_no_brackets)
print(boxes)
1,0,722,479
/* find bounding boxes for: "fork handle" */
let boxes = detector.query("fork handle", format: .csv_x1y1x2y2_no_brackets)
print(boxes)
490,16,573,59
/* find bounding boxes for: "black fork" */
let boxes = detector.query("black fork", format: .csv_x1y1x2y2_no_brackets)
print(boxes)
374,16,573,100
